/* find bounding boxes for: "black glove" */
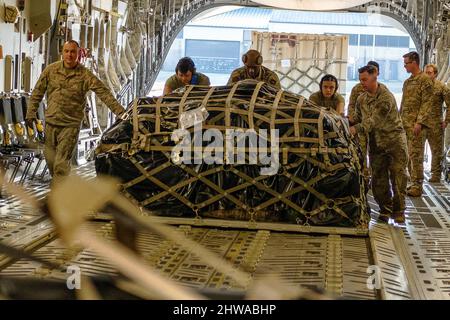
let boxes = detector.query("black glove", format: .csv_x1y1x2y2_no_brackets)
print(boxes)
25,118,36,129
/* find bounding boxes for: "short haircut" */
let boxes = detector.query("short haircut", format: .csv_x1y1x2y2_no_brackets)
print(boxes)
176,57,196,74
64,40,80,48
367,61,379,71
425,63,438,74
403,51,420,65
358,65,378,75
320,74,339,91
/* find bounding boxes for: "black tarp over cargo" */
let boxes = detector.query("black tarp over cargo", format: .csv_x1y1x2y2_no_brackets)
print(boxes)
95,80,369,229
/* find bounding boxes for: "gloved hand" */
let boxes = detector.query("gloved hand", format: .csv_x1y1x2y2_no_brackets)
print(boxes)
25,118,37,129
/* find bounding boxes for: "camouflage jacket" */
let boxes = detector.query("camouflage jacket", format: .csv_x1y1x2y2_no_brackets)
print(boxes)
354,83,405,151
309,91,345,112
347,83,388,119
400,72,433,128
227,66,281,90
347,83,365,120
27,61,125,127
428,79,450,124
165,72,210,92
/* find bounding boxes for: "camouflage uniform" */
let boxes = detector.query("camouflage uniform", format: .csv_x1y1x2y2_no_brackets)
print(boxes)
165,72,210,92
309,91,345,112
348,83,388,179
348,83,368,179
347,83,365,121
227,66,281,90
27,61,125,180
400,72,433,190
354,84,408,216
425,79,450,178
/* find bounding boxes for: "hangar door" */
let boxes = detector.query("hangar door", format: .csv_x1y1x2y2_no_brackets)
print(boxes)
186,39,241,73
252,32,348,98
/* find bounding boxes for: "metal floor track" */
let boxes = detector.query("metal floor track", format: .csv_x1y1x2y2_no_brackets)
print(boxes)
1,162,450,300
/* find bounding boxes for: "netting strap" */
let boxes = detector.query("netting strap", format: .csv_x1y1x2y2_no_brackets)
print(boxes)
178,85,195,116
249,81,265,130
132,98,139,143
225,82,241,128
294,97,304,138
201,87,216,110
155,96,163,133
271,89,283,132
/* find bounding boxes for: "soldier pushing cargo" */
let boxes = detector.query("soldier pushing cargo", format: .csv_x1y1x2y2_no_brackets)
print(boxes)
309,74,345,115
423,64,450,182
347,61,386,184
26,40,126,184
227,49,281,89
400,51,434,197
163,57,210,95
350,65,408,224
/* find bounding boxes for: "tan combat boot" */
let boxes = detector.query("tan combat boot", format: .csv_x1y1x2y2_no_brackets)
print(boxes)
378,212,390,223
428,175,441,183
392,211,406,224
407,185,422,197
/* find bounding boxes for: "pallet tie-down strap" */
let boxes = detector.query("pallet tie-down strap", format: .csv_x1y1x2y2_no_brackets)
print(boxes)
270,89,283,133
294,96,304,138
248,81,265,130
225,82,241,129
141,145,351,157
245,165,351,221
178,85,195,121
155,96,164,134
131,137,249,212
201,87,216,111
132,98,139,144
122,160,172,190
128,156,195,210
140,165,224,208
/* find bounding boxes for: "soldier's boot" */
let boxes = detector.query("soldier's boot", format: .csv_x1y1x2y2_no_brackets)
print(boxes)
378,212,390,223
407,185,422,197
392,211,406,224
377,205,392,224
428,174,441,183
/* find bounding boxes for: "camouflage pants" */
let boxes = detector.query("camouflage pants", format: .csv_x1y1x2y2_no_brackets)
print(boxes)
358,132,369,178
405,126,426,187
44,123,80,180
369,140,408,214
425,123,444,177
445,125,450,150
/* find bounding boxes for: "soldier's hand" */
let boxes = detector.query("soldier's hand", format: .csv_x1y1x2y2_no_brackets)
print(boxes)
25,118,36,129
442,121,448,129
349,126,357,136
413,123,422,137
347,115,354,125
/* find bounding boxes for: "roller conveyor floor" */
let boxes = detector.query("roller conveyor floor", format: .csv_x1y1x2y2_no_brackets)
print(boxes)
1,162,450,300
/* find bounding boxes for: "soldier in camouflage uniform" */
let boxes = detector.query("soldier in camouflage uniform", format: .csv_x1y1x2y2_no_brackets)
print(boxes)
347,61,384,181
424,64,450,182
351,65,408,224
163,57,210,95
227,50,281,89
400,52,434,197
26,40,125,184
309,74,345,115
